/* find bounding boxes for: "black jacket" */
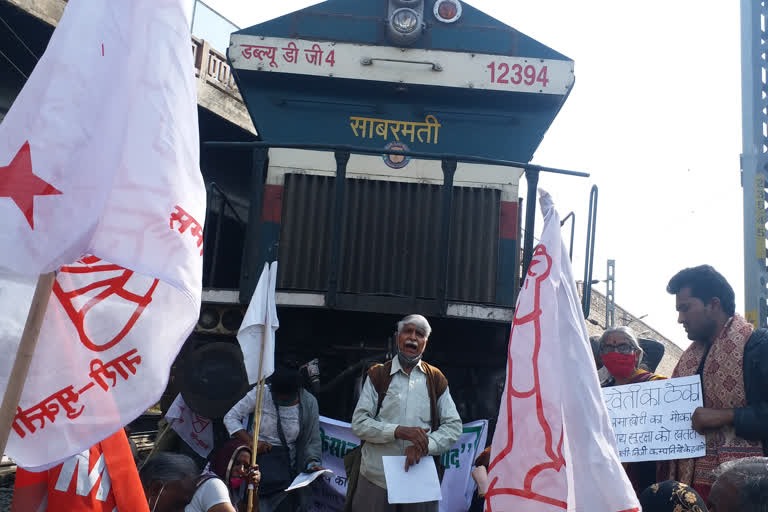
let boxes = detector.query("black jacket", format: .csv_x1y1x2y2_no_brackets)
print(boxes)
732,328,768,455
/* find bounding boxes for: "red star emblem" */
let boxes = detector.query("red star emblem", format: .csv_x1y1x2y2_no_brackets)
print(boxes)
0,141,62,229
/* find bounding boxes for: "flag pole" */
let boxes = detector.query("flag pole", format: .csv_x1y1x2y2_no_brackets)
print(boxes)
0,272,56,458
246,330,268,512
138,418,176,471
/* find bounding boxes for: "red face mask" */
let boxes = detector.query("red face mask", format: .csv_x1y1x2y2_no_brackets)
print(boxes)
601,352,637,379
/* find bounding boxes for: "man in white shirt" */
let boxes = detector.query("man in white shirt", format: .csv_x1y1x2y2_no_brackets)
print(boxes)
350,314,462,512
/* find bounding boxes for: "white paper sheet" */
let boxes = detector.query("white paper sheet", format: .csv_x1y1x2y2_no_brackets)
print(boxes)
382,456,443,504
285,469,334,492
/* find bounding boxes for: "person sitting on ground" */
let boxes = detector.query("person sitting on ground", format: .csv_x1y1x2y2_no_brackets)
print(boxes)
599,326,666,386
707,457,768,512
139,452,199,512
186,439,261,512
224,365,323,512
639,480,708,512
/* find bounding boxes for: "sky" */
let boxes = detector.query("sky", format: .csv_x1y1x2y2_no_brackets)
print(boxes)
198,0,744,348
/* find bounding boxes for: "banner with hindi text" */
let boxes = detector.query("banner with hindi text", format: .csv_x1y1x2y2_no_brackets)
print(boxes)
603,375,705,462
309,416,487,512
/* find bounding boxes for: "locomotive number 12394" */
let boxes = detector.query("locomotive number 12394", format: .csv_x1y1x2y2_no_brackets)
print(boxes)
486,61,549,88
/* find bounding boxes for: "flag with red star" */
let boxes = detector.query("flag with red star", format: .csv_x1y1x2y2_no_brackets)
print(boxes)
0,0,205,469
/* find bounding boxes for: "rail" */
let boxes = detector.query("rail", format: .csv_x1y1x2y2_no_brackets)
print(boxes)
582,185,599,318
203,182,246,288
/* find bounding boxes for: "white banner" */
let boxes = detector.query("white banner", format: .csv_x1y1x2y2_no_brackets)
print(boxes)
309,417,488,512
603,375,706,462
165,394,214,458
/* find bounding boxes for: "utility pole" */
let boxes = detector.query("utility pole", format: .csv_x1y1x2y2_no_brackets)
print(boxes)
605,259,615,328
740,0,768,328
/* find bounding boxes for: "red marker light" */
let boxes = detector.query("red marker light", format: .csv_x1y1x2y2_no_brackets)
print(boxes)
437,1,457,20
433,0,462,23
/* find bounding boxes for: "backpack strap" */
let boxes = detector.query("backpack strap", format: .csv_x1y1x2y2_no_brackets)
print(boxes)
367,360,393,415
195,473,219,489
422,362,448,433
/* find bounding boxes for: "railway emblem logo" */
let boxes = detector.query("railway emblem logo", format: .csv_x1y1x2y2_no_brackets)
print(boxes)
382,142,411,169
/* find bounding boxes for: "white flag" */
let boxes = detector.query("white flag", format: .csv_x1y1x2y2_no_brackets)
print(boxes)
486,190,639,512
166,394,215,458
0,0,205,468
238,262,279,384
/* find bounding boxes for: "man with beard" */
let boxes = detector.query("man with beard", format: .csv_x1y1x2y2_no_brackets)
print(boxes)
660,265,768,500
349,314,462,512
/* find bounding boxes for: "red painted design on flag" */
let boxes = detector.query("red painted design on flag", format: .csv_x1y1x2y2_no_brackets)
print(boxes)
12,348,142,439
170,205,204,255
0,141,62,228
192,413,211,434
487,244,568,510
53,256,159,352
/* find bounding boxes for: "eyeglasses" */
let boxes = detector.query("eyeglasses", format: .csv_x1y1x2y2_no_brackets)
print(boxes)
600,344,636,355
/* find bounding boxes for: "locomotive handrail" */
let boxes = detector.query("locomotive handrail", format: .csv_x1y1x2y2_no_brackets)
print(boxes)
204,141,590,178
360,56,443,71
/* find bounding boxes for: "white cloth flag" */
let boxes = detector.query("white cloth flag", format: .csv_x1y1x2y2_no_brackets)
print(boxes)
238,262,279,384
0,0,205,468
486,190,639,512
166,394,215,458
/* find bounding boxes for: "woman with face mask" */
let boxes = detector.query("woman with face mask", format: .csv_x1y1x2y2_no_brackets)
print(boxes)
599,326,666,386
599,326,667,497
186,440,261,512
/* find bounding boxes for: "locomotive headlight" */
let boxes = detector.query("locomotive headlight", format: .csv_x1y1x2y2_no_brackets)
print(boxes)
434,0,462,23
386,0,424,46
391,8,419,33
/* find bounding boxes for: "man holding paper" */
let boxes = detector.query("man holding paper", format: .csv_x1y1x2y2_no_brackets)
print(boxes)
661,265,768,500
349,314,462,511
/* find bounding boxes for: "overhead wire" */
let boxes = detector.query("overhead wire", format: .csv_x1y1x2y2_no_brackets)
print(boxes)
0,14,39,62
0,47,28,80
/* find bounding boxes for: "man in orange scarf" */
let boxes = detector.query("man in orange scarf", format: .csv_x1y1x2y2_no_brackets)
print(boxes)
660,265,768,501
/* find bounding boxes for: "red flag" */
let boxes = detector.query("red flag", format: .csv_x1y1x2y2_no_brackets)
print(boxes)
11,429,149,512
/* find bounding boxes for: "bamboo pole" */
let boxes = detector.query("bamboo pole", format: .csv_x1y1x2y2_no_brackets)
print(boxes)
0,272,56,458
138,418,176,471
246,327,268,512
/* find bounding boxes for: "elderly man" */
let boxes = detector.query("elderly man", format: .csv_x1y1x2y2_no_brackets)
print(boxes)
708,457,768,511
349,314,462,512
661,265,768,500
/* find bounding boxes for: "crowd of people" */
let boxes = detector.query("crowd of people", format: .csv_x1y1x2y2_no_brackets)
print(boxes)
137,265,768,512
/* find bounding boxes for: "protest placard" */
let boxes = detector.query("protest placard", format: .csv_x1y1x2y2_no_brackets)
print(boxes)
309,417,487,512
603,375,705,462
